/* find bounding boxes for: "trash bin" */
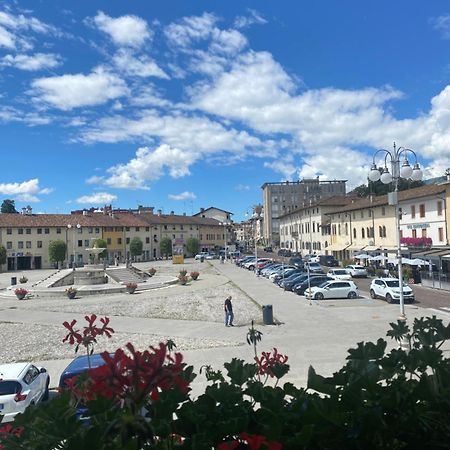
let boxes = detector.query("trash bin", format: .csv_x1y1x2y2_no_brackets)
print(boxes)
11,277,17,286
262,305,273,325
200,256,204,263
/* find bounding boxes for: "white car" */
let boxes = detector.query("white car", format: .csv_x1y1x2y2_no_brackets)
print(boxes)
305,280,359,300
369,278,415,303
345,265,368,278
194,252,209,260
327,268,352,280
0,363,50,423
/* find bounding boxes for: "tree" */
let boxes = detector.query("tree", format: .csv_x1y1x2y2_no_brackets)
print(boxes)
0,245,6,271
1,199,18,213
352,179,425,198
130,237,143,260
48,240,67,266
160,237,172,259
186,237,199,256
92,239,108,259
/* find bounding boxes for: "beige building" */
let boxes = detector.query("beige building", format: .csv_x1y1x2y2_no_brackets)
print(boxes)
194,207,233,222
262,178,347,246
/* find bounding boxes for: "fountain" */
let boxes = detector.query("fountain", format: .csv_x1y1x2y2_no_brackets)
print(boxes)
73,241,108,285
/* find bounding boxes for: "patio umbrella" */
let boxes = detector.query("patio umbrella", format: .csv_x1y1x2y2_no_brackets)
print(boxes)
355,254,371,259
371,255,388,261
409,258,428,266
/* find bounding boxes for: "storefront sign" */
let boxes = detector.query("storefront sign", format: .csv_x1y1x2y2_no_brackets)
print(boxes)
406,223,430,229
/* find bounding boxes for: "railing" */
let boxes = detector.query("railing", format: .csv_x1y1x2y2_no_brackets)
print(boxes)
420,271,450,291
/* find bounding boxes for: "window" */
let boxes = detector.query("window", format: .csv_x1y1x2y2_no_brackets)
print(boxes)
368,210,372,217
421,228,427,238
107,238,111,245
88,227,93,234
437,201,443,216
95,228,100,234
438,227,444,242
135,227,140,232
164,225,167,230
411,205,415,218
353,228,357,239
78,240,82,247
56,227,61,234
361,228,365,239
180,225,184,230
382,226,386,238
366,227,370,238
145,227,149,232
84,240,90,247
26,228,31,234
117,238,122,245
23,366,39,385
18,241,23,249
115,227,122,232
6,228,12,235
412,229,417,238
18,228,23,234
26,241,31,248
126,227,130,231
6,242,12,249
126,238,130,244
146,237,150,244
381,207,386,216
37,241,42,248
37,228,42,234
419,204,425,218
45,228,50,234
360,211,364,218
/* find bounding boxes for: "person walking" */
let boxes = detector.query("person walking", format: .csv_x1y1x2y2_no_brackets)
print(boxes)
224,295,234,327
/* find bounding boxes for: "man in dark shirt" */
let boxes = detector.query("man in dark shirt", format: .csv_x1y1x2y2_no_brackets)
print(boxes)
224,296,234,327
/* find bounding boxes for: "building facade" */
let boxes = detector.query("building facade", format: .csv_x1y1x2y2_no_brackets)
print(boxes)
262,178,346,246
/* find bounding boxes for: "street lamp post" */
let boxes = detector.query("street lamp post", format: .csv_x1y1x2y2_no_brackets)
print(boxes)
368,143,423,320
219,221,229,261
67,223,81,270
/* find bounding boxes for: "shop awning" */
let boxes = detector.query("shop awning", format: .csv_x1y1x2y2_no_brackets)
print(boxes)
424,248,450,258
411,249,444,258
347,245,365,251
381,246,398,253
363,245,380,252
325,243,349,251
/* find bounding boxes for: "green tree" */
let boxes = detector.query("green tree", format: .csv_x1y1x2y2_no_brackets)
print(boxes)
160,237,172,259
352,179,425,198
48,240,67,266
92,238,108,259
1,199,18,213
186,237,199,256
130,237,143,260
0,245,6,271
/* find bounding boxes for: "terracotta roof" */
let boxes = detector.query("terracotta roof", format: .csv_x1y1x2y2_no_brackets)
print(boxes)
327,184,446,214
278,196,353,218
193,207,233,216
137,213,221,226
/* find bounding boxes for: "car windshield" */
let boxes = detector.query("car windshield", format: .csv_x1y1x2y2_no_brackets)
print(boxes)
354,266,365,270
334,270,347,275
385,280,400,288
318,282,330,288
0,380,22,395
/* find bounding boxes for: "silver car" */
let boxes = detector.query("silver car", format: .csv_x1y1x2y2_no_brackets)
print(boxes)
345,265,368,278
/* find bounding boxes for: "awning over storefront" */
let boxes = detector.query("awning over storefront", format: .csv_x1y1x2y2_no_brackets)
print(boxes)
423,248,450,258
381,246,398,253
411,248,444,258
325,244,349,251
347,245,365,251
363,245,380,252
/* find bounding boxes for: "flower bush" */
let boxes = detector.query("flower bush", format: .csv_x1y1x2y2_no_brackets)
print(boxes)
178,275,189,285
65,287,77,298
400,237,432,247
190,271,199,280
126,282,138,293
148,267,157,276
19,275,28,284
14,287,28,298
179,268,187,277
2,317,450,449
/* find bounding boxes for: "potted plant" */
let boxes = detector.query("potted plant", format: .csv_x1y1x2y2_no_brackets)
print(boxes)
179,269,187,277
126,282,137,294
19,275,28,284
148,267,157,277
14,287,28,300
190,271,200,281
65,287,77,299
178,275,189,285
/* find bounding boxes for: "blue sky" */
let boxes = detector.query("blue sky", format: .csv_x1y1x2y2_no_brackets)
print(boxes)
1,0,450,221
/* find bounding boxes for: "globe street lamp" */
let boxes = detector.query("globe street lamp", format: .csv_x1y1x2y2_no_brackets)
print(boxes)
368,143,423,320
219,221,230,261
67,223,81,270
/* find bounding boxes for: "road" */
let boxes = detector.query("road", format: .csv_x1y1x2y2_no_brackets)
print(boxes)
254,249,450,316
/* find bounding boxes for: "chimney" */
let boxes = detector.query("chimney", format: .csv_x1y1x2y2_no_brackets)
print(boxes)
82,210,88,216
21,207,27,215
200,208,204,212
446,168,450,181
183,212,186,216
170,211,174,215
157,209,162,216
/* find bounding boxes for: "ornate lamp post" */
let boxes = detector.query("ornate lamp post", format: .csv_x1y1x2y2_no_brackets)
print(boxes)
368,143,423,320
67,223,81,270
219,221,230,260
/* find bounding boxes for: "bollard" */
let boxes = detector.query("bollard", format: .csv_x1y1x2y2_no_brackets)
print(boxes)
262,304,273,325
11,277,17,286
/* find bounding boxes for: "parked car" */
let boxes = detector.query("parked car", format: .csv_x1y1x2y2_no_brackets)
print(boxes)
260,263,281,276
244,258,272,271
369,278,415,303
305,280,359,300
277,249,292,257
270,267,300,282
294,276,330,295
345,265,368,278
194,252,209,260
280,273,311,291
306,262,323,273
288,257,304,269
237,256,255,266
0,362,50,423
327,268,352,280
319,255,339,267
263,246,273,252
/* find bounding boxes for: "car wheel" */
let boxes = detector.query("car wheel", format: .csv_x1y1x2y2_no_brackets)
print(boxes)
315,292,324,300
370,289,376,299
347,291,357,299
386,293,394,304
42,377,50,401
248,265,254,271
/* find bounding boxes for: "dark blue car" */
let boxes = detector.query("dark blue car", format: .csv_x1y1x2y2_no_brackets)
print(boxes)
59,354,108,389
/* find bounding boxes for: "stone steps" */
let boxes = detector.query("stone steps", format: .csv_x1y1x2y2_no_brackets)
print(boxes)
105,268,145,284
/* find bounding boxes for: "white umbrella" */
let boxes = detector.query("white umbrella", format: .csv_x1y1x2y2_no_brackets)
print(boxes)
409,258,427,266
371,255,388,261
387,258,398,265
355,254,371,259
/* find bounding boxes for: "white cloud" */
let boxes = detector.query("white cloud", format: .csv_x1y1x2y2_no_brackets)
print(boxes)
102,144,198,189
0,178,52,202
235,184,250,191
234,9,267,29
1,53,60,70
0,25,15,48
92,11,151,48
76,192,118,204
0,10,57,34
31,67,128,110
113,49,168,78
168,191,197,201
264,161,297,180
209,28,247,55
430,15,450,39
